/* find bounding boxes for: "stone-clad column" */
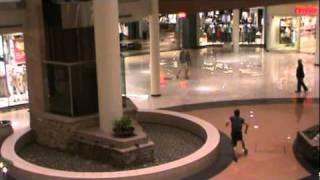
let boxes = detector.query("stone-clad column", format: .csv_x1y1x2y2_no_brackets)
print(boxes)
93,0,123,133
232,9,240,53
149,0,161,96
24,0,46,116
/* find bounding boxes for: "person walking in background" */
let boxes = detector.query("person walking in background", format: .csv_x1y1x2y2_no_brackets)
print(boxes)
176,49,191,80
296,59,308,93
226,109,249,162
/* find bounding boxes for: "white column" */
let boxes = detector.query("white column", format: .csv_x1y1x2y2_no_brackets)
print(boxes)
93,0,123,133
149,0,161,96
316,10,319,65
232,9,240,53
296,17,301,52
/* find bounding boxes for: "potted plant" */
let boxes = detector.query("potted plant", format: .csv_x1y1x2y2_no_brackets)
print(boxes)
0,157,12,174
113,116,135,138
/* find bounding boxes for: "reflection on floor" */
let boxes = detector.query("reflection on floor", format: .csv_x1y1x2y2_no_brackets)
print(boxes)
125,48,319,109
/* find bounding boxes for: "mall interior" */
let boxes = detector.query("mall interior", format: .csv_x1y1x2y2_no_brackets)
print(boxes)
0,0,319,179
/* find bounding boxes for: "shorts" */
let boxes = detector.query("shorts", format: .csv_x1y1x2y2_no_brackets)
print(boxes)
231,131,243,146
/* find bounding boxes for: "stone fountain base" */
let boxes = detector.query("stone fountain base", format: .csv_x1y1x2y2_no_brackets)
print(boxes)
30,97,154,167
73,123,154,167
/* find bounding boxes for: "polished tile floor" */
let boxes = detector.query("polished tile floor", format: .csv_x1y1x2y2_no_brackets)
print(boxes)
125,47,319,109
187,103,318,180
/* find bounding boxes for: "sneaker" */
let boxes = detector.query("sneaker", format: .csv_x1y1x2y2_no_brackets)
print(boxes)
244,149,248,156
233,156,238,162
304,89,308,92
295,90,301,93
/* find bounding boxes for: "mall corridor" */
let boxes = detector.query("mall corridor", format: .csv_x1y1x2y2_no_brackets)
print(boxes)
0,0,319,179
124,47,319,109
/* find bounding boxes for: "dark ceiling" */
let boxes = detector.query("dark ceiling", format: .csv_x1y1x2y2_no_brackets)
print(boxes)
159,0,318,13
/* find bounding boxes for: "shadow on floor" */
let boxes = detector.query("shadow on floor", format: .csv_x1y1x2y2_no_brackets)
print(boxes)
183,132,234,180
300,175,318,180
0,174,15,180
293,140,319,180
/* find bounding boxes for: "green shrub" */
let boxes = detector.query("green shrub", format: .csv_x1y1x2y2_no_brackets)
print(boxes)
113,116,132,131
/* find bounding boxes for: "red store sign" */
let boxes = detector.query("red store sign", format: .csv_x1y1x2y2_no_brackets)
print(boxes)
295,6,318,16
177,12,187,19
14,39,26,64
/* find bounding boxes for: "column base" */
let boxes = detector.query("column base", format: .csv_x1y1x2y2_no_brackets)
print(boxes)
74,122,155,168
151,94,161,97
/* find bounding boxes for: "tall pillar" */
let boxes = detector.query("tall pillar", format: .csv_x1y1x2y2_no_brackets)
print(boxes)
266,6,272,51
296,17,301,52
176,16,181,49
182,13,198,49
93,0,123,133
24,0,46,116
316,9,319,65
149,0,161,96
263,7,268,49
232,9,240,53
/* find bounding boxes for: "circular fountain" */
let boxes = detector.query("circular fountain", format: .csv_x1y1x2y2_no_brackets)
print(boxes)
1,110,220,180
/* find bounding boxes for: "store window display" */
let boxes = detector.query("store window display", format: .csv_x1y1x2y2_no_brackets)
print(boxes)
199,10,233,46
279,17,296,46
0,33,28,109
239,8,264,45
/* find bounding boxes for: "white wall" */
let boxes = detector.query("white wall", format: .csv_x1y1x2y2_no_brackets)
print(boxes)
119,0,151,23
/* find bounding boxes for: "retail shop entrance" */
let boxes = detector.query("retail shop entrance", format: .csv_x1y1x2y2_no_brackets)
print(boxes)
0,32,28,109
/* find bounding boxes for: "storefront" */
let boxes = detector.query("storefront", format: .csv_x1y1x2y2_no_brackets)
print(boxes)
0,32,28,109
239,7,264,45
267,3,318,53
199,10,233,46
198,8,265,46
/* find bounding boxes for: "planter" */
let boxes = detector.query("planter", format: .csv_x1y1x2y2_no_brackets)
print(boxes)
0,120,13,148
113,127,135,138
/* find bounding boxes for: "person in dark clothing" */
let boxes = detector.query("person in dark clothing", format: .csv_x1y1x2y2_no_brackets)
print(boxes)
226,109,249,162
296,59,308,93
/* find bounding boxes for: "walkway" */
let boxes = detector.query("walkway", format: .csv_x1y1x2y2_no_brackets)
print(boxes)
125,47,319,109
186,103,318,180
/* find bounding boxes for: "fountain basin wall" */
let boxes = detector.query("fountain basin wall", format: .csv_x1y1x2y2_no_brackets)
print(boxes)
1,110,220,180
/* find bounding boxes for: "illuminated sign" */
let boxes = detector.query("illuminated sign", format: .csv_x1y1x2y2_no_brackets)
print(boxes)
14,39,26,64
177,12,187,19
295,6,318,16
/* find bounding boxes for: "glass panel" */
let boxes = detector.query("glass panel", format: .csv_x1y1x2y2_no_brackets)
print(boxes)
47,64,72,116
70,62,98,116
